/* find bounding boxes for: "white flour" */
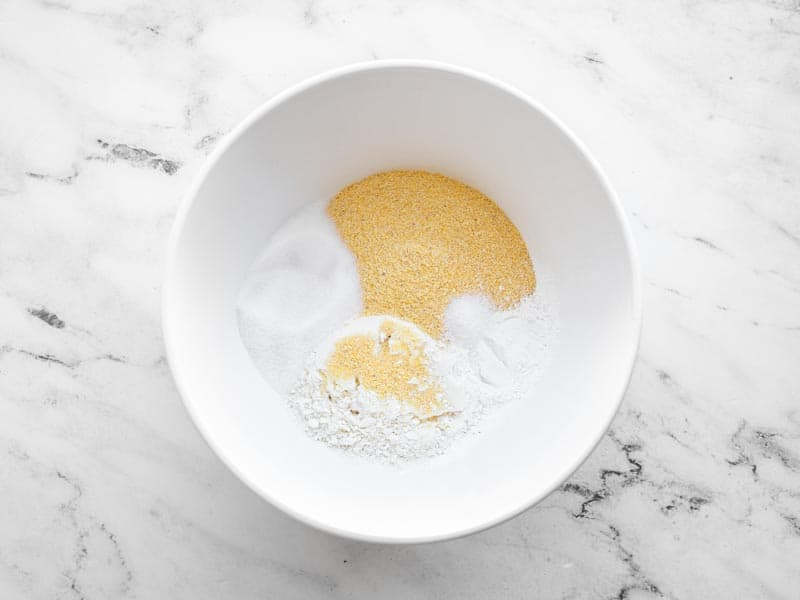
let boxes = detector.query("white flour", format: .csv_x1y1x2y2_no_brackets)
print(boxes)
290,315,460,460
237,202,559,462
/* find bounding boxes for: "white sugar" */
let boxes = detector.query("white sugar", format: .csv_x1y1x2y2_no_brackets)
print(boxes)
236,201,361,394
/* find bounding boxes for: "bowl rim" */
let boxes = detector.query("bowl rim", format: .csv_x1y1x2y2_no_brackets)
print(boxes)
162,59,643,544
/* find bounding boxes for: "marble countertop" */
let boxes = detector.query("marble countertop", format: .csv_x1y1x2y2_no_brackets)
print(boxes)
1,0,799,597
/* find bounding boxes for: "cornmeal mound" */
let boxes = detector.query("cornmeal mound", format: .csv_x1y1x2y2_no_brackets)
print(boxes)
327,170,535,338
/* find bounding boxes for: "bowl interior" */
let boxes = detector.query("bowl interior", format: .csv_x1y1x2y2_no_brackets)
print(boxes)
164,64,640,542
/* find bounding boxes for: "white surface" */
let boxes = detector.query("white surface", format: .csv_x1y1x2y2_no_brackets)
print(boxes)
164,61,639,541
0,0,798,596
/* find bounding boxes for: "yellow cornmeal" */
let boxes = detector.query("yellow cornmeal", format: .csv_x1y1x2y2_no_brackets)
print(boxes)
324,319,443,417
327,170,535,338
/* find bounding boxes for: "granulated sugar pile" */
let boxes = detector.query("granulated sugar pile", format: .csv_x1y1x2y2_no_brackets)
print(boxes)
237,170,558,462
237,201,361,394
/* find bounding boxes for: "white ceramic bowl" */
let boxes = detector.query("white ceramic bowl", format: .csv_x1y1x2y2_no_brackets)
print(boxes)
163,61,641,543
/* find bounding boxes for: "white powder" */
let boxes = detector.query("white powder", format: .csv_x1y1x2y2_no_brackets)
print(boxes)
237,201,361,394
286,280,558,463
237,203,559,463
436,282,558,411
289,315,461,461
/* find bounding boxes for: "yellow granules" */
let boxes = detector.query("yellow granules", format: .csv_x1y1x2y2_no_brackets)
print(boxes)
327,170,535,338
324,319,442,417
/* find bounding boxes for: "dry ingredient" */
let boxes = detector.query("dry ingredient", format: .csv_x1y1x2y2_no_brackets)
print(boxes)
324,319,443,418
237,170,558,462
290,316,452,460
236,201,361,394
328,170,535,337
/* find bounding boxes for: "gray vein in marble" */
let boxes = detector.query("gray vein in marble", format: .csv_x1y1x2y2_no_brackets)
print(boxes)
784,514,800,536
774,222,800,247
560,432,647,520
89,139,181,175
606,525,664,600
25,169,79,184
0,345,128,369
194,132,221,151
55,469,89,600
53,468,133,599
2,345,76,368
97,523,133,593
689,235,726,253
583,53,604,65
28,307,65,329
